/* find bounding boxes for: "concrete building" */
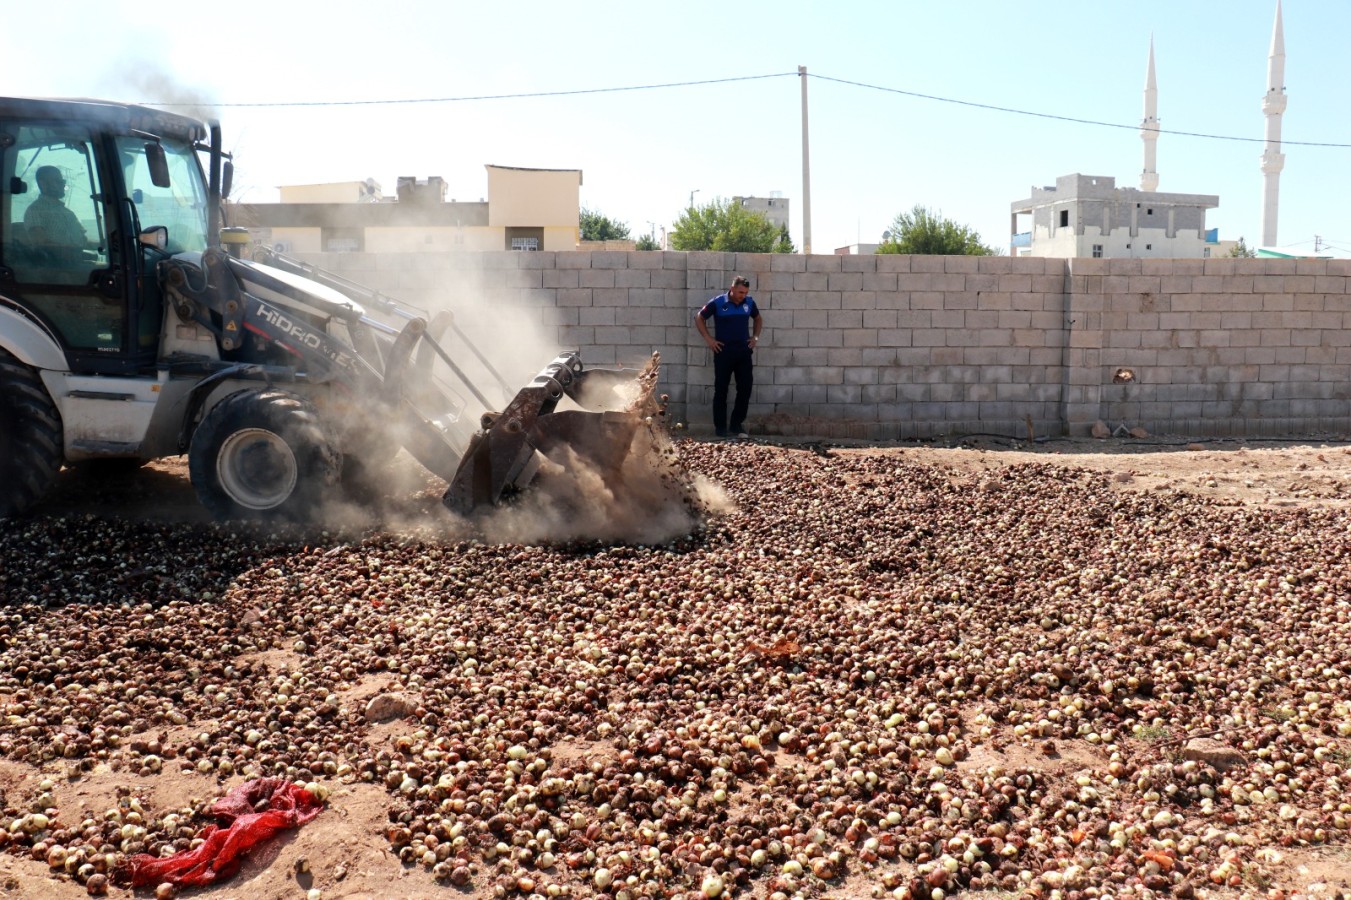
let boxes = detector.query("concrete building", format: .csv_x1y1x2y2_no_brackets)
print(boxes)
1009,174,1221,259
230,164,582,254
1006,35,1236,260
731,193,790,234
278,179,384,204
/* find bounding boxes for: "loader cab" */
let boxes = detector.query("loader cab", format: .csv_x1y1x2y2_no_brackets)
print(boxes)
0,98,212,375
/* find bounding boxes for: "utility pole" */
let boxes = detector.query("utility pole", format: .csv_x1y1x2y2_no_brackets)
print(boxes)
689,189,700,210
799,65,812,255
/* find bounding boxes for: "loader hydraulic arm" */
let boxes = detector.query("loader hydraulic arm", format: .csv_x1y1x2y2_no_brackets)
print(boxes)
162,249,249,353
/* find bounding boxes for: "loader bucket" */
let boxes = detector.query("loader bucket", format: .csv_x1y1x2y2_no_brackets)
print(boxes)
443,351,668,516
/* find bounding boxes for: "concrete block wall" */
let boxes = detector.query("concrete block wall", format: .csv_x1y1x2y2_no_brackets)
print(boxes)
681,252,1069,439
295,248,1351,439
1074,256,1351,437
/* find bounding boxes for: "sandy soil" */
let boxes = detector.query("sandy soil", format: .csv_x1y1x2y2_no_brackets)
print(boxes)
4,434,1351,899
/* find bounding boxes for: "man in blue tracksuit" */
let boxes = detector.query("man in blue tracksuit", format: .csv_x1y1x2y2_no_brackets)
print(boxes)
695,276,763,438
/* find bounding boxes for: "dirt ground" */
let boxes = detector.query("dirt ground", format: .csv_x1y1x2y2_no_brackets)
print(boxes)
871,432,1351,511
4,433,1351,899
34,432,1351,523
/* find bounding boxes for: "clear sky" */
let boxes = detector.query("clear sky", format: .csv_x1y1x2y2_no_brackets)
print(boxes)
11,0,1350,256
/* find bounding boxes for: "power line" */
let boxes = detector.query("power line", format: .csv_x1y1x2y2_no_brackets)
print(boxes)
150,73,797,108
141,69,1351,149
808,73,1351,149
1286,235,1351,247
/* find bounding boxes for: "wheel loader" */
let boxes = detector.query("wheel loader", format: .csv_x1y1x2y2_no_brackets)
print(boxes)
0,96,669,521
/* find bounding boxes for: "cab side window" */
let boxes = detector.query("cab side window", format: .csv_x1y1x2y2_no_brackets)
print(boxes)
6,125,109,285
1,123,121,352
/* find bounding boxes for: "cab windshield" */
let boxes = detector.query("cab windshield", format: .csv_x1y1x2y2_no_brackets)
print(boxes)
115,134,209,253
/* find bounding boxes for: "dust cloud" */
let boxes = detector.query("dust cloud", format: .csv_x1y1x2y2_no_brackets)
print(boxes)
462,426,731,547
291,255,728,546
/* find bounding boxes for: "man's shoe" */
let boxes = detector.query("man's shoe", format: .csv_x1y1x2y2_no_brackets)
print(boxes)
735,432,750,440
715,430,729,438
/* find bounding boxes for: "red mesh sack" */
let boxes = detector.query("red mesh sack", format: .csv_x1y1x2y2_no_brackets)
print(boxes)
116,778,324,888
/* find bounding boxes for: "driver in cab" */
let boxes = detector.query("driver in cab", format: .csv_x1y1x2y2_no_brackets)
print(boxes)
24,165,89,254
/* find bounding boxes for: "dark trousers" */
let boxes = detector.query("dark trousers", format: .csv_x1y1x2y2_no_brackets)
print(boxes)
712,342,754,433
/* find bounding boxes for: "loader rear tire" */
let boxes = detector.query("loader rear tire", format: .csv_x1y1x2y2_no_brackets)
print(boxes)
189,389,340,522
0,350,64,518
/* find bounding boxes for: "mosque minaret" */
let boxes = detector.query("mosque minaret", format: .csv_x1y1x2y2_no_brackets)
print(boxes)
1261,0,1286,247
1140,37,1160,192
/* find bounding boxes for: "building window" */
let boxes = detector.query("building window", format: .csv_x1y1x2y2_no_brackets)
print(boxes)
1145,243,1152,250
1092,244,1103,258
321,227,364,253
1059,210,1069,227
1203,247,1211,258
505,226,543,252
1146,208,1154,215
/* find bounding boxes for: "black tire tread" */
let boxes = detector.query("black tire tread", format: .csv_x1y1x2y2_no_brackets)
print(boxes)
0,350,63,518
188,389,339,521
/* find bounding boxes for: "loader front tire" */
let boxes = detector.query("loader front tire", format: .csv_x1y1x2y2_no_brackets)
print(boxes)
189,389,339,522
0,350,63,518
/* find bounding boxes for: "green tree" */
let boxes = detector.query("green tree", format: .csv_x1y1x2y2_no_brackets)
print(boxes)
579,208,630,241
774,224,796,254
635,234,661,251
1226,236,1257,258
669,198,790,253
877,204,998,256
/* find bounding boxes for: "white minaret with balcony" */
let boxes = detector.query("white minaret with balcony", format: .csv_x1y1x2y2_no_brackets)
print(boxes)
1261,0,1286,247
1140,37,1160,192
